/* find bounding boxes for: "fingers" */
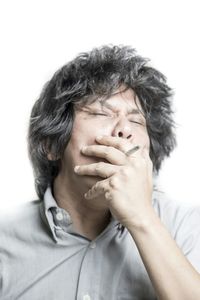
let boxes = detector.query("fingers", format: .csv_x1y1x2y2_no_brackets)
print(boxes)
84,178,111,200
81,135,140,165
130,146,153,175
81,145,126,165
96,135,133,153
80,136,152,171
74,162,119,178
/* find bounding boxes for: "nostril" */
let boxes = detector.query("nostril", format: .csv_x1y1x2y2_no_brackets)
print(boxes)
117,132,132,139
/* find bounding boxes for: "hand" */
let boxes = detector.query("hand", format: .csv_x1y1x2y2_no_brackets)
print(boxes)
74,135,154,228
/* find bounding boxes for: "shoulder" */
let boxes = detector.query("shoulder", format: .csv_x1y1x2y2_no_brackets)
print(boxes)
152,189,200,272
152,189,200,250
0,200,44,243
153,189,200,225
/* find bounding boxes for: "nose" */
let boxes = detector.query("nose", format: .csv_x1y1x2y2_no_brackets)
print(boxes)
112,118,133,139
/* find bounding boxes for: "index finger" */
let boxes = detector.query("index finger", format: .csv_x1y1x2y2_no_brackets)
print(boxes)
95,135,133,154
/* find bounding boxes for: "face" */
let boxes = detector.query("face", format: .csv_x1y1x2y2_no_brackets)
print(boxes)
59,88,150,190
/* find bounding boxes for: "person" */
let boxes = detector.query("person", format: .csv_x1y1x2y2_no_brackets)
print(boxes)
0,45,200,300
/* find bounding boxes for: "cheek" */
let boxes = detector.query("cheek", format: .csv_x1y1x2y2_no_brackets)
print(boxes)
135,128,150,149
64,124,106,166
71,117,113,149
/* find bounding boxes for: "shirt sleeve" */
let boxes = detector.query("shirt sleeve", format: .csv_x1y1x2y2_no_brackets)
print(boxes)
0,258,2,295
174,206,200,273
153,191,200,273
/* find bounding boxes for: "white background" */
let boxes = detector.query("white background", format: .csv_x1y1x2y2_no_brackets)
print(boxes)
0,0,199,211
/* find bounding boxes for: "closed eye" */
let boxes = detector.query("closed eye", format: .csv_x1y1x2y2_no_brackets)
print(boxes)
130,120,144,125
89,113,108,116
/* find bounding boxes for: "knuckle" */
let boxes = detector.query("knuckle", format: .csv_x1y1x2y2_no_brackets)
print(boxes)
120,167,130,177
113,138,129,151
93,182,99,191
96,181,101,188
109,176,119,189
105,191,112,200
102,184,108,193
95,162,108,176
116,143,125,152
99,162,106,169
95,163,102,171
104,147,110,158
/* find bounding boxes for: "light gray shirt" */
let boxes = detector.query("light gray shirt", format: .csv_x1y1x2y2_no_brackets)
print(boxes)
0,187,200,300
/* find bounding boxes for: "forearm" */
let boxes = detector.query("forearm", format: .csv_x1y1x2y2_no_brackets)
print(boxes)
128,209,200,300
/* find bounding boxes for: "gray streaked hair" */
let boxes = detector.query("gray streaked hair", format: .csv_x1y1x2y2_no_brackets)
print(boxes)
27,45,176,200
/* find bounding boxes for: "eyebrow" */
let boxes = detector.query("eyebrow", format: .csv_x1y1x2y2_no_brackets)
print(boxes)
101,102,142,115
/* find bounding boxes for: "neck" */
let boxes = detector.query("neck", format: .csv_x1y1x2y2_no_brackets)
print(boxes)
52,174,111,240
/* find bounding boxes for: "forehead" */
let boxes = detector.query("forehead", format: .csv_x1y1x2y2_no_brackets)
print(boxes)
77,87,143,112
101,88,141,110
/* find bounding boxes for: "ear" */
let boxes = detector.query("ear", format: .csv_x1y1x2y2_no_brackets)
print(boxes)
44,139,61,161
47,150,61,161
47,152,55,161
44,139,56,161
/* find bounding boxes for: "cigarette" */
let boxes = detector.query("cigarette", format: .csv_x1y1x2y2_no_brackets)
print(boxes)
125,145,140,156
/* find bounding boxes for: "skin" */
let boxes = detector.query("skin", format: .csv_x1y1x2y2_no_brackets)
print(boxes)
53,87,152,236
52,87,200,299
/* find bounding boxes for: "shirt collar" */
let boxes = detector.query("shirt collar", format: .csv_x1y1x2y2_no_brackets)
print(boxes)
41,185,121,243
39,185,59,242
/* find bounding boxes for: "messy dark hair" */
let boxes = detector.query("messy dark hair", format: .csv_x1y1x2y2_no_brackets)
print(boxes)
27,45,176,200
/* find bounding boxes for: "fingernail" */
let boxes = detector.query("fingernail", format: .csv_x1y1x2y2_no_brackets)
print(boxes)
81,146,87,152
84,193,88,198
74,166,79,172
96,136,103,141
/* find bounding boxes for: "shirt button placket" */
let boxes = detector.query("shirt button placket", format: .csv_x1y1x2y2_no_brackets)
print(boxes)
77,241,98,300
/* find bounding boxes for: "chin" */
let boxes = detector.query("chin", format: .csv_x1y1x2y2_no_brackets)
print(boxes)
83,175,104,189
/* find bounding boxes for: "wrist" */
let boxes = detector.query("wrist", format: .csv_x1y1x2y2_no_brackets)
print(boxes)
124,207,160,234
